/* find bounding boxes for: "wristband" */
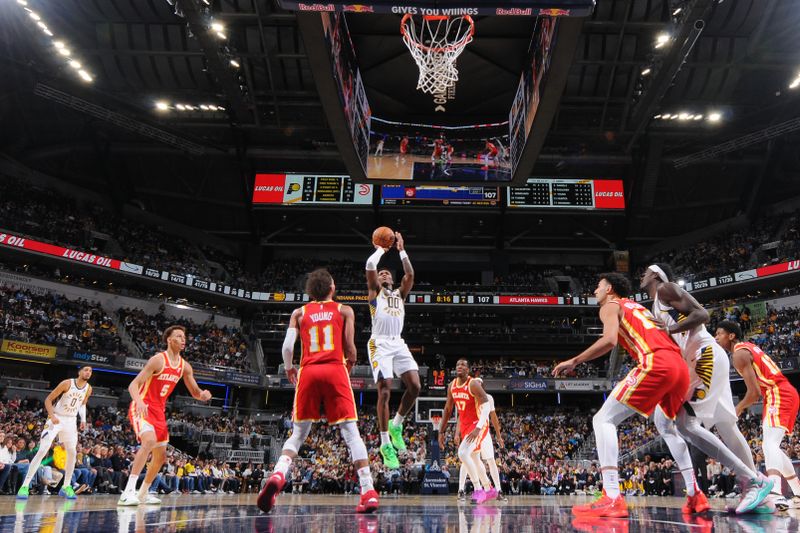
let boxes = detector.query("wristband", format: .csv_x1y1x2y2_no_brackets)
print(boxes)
399,250,409,261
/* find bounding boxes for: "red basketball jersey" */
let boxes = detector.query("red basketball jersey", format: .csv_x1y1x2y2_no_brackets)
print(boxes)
615,298,680,366
299,301,345,367
734,342,792,396
451,376,479,432
139,352,184,413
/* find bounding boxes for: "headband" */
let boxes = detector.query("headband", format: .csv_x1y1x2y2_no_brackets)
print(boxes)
648,265,669,283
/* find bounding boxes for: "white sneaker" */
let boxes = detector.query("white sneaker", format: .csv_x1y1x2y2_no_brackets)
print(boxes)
772,494,790,511
139,493,162,505
791,495,800,509
117,492,140,506
192,490,201,494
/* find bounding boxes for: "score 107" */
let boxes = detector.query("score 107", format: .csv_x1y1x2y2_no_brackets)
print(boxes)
433,295,492,304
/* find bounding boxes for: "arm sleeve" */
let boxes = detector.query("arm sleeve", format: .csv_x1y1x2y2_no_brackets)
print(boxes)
78,404,87,425
476,400,490,429
282,328,298,369
365,248,385,271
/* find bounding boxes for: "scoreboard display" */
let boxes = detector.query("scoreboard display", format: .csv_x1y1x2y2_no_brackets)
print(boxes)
252,173,373,206
507,178,624,210
381,185,500,207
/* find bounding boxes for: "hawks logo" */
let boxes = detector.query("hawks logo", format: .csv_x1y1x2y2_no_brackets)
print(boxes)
625,374,637,387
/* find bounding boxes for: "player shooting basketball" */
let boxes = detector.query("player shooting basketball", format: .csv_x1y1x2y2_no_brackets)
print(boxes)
365,231,421,469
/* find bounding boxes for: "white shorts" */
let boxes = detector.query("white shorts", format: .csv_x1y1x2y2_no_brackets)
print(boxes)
687,343,737,428
367,336,419,383
40,416,78,448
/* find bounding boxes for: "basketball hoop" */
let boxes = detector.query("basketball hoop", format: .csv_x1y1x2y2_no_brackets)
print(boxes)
400,14,474,96
431,415,442,430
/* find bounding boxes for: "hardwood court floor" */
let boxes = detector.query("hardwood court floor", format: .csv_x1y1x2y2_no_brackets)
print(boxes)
1,493,798,532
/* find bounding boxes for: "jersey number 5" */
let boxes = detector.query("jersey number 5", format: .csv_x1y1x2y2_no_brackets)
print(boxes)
309,324,334,353
160,384,171,397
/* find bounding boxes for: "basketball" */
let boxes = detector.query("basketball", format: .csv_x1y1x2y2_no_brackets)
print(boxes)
372,226,395,249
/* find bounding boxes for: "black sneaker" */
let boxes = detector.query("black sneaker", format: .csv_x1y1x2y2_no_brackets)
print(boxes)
497,491,509,502
458,490,466,502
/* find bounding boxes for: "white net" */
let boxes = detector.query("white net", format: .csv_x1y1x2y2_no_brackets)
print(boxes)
401,15,474,95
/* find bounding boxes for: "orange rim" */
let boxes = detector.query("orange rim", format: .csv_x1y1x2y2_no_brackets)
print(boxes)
400,14,474,54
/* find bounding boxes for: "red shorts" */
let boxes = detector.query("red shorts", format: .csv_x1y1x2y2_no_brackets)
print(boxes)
461,421,490,454
293,363,357,425
763,384,800,433
612,350,690,418
128,402,169,444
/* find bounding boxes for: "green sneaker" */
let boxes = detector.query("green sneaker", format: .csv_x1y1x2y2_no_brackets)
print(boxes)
380,443,400,469
59,485,77,500
388,421,406,452
16,486,29,500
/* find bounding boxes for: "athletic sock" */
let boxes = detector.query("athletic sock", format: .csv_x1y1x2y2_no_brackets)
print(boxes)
357,466,374,494
769,474,783,495
274,455,292,477
380,432,391,446
602,469,620,498
679,468,696,496
124,474,139,495
137,480,151,498
392,413,404,427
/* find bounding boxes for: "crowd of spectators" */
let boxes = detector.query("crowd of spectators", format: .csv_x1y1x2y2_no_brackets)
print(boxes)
0,286,124,356
469,358,605,379
643,209,800,283
118,308,250,371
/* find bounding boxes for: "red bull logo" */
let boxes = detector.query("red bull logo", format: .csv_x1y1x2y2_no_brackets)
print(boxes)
496,8,533,16
538,8,571,16
297,3,335,11
342,4,374,12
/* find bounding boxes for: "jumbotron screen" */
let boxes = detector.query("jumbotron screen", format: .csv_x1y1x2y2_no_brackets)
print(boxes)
507,178,624,210
252,173,373,206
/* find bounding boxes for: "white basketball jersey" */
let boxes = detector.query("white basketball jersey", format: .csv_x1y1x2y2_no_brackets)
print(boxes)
54,379,89,417
652,290,715,359
369,288,405,337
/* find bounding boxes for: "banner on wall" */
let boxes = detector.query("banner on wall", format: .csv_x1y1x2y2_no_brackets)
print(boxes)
1,339,57,359
70,350,114,365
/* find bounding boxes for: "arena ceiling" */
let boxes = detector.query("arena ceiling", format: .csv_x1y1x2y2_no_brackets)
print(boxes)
1,0,799,254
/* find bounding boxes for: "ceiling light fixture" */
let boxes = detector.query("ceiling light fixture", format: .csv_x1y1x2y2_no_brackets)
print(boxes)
708,112,722,123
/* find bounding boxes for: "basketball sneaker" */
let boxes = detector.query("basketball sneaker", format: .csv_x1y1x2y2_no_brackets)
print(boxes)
771,494,790,511
16,487,29,500
682,490,710,514
484,487,498,502
388,422,406,452
791,495,800,509
737,476,774,514
571,517,629,533
59,486,77,500
458,490,466,502
356,489,380,514
496,491,509,502
117,491,140,506
471,489,488,504
256,472,285,514
572,491,628,518
138,492,162,505
379,443,400,469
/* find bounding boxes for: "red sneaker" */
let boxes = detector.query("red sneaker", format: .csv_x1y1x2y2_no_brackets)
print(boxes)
356,489,379,514
256,472,285,514
682,490,710,514
571,517,629,533
572,493,628,518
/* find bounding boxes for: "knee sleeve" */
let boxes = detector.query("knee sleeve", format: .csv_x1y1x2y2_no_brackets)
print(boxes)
338,421,368,462
283,421,312,454
762,426,789,473
458,440,473,462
